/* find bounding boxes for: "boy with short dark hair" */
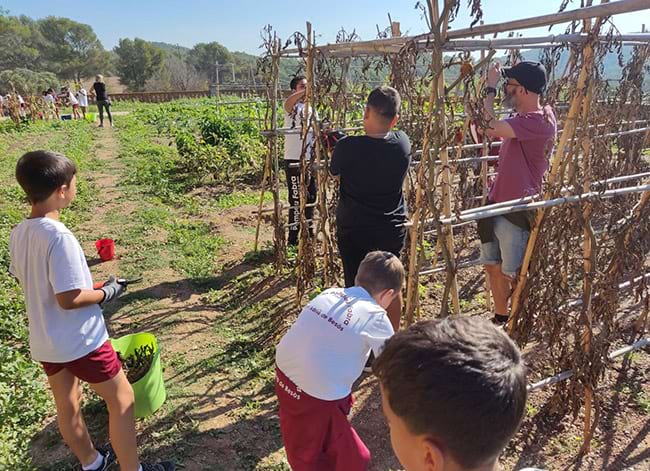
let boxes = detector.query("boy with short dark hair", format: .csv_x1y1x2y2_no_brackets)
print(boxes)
9,150,174,471
373,317,527,471
330,86,411,331
275,251,405,471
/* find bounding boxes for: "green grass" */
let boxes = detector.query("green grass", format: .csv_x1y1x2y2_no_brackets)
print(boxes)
214,190,275,210
168,220,227,279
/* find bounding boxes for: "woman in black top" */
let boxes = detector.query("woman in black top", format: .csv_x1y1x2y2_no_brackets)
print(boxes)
92,74,113,127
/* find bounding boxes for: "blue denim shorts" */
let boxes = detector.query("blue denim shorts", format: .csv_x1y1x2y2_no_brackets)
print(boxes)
479,215,530,279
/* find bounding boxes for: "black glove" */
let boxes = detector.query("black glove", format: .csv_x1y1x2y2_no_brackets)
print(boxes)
99,275,126,305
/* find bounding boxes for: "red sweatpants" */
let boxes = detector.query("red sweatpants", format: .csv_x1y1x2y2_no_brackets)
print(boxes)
275,368,370,471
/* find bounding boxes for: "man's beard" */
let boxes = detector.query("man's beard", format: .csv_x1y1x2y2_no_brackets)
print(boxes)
502,90,517,110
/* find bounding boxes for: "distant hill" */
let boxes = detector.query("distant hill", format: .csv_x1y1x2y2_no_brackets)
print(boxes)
151,41,300,88
518,45,645,84
147,42,647,93
151,42,191,57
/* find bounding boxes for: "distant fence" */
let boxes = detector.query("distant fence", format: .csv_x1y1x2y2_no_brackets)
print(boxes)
96,86,270,103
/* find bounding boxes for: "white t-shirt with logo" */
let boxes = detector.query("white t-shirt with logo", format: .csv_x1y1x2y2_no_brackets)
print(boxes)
78,89,88,107
276,286,394,400
283,101,316,161
9,218,108,362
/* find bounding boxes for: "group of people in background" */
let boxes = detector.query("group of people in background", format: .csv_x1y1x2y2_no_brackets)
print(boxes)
277,60,555,470
6,60,556,471
0,74,113,127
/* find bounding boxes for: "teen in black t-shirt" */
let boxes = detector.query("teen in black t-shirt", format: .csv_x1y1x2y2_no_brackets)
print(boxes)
330,86,411,331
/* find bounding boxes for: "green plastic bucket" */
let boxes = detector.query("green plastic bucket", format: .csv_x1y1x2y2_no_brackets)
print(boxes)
85,112,97,123
111,332,166,418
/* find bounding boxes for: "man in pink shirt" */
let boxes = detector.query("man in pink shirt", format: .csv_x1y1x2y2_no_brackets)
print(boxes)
478,61,557,325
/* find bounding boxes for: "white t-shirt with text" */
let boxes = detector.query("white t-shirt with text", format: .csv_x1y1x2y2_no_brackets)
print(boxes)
276,286,394,400
283,101,315,161
9,218,108,362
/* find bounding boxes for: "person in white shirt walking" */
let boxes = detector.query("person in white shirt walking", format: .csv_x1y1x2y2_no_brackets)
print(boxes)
43,89,57,120
275,251,404,470
64,86,81,119
10,150,175,471
76,82,89,119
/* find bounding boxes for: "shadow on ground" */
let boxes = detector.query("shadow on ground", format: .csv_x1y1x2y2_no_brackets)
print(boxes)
30,251,295,470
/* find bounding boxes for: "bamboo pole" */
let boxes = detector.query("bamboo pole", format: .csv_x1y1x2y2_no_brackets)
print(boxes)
446,0,650,39
269,39,286,269
279,1,650,57
253,146,272,251
312,53,336,287
578,9,597,451
442,33,650,49
404,0,449,324
434,0,460,316
296,22,316,305
264,120,649,138
479,21,493,313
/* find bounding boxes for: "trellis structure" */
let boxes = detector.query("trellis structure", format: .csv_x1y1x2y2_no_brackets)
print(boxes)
258,0,650,451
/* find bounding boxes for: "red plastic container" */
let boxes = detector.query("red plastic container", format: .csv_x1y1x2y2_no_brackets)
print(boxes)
95,239,115,262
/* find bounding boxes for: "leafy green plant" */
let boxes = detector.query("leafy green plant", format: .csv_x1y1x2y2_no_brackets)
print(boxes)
117,344,155,383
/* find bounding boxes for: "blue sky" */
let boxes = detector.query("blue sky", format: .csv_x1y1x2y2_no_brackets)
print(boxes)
1,1,645,55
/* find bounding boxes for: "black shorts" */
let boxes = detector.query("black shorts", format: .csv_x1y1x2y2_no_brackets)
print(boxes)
337,227,406,287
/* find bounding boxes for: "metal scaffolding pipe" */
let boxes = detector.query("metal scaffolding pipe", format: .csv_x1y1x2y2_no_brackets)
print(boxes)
528,337,650,392
435,183,650,225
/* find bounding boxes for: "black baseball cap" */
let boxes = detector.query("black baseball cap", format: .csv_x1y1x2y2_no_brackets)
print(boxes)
502,61,547,95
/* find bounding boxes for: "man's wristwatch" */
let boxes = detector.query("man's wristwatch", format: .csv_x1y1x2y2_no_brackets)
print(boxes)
484,86,497,97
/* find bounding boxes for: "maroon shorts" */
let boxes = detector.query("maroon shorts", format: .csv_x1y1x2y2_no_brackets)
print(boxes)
41,340,122,384
275,367,370,471
72,104,79,110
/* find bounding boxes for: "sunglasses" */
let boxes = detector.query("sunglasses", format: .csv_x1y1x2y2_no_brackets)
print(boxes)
503,81,521,90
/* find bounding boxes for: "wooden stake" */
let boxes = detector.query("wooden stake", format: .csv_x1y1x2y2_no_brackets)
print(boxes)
579,10,597,452
435,0,460,315
254,144,272,251
296,22,316,305
479,20,493,313
405,0,458,323
269,39,286,269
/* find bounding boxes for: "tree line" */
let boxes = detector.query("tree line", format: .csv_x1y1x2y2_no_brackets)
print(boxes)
0,10,301,94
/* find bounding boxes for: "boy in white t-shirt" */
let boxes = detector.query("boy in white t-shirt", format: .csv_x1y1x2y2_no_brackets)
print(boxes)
275,251,404,470
9,151,174,471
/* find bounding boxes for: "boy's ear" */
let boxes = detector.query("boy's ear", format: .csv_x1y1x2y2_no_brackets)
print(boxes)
380,288,396,306
390,113,400,128
422,437,445,471
363,106,370,120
